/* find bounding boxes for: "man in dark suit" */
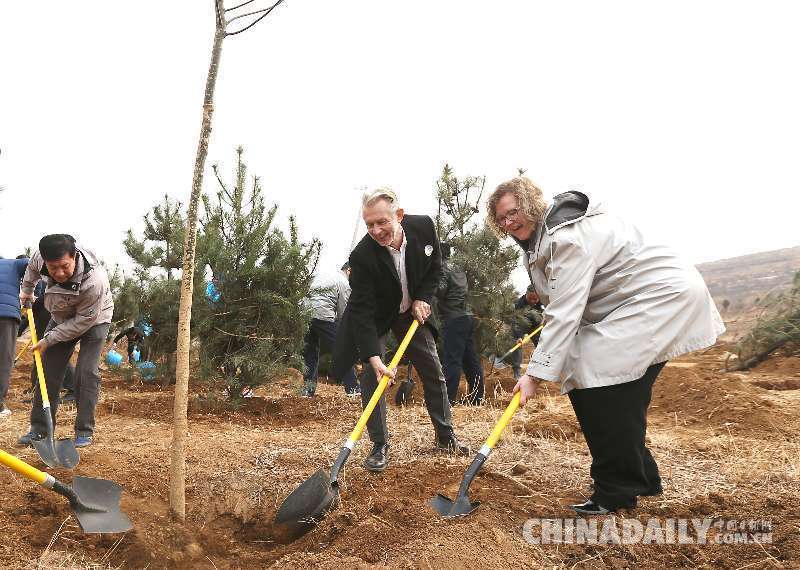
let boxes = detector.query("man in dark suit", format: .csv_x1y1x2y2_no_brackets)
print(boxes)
333,188,469,472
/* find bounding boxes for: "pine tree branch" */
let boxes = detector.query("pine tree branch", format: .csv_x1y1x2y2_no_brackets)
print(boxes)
214,327,290,341
211,164,227,191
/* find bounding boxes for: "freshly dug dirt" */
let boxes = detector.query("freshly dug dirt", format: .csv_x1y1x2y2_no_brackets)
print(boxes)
1,338,798,569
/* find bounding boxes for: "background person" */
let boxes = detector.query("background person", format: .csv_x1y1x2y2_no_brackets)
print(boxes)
508,284,544,379
0,255,29,416
113,325,145,364
487,177,725,515
435,242,484,405
301,262,358,397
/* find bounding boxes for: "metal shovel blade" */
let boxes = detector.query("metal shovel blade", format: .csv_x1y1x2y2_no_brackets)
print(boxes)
273,469,338,543
429,493,480,518
32,437,80,470
492,356,508,370
70,476,133,534
394,378,414,406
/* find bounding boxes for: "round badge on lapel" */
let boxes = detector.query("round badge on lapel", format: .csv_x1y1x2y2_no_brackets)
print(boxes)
424,245,433,257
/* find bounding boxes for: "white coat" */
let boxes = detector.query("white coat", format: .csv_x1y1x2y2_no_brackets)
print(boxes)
524,192,725,393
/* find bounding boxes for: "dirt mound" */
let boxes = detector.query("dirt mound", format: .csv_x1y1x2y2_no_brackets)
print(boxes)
753,377,800,391
95,391,329,427
751,354,800,376
649,366,794,433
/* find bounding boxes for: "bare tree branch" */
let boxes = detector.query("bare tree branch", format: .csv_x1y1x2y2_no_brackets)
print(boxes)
226,0,286,36
225,0,258,12
226,7,270,25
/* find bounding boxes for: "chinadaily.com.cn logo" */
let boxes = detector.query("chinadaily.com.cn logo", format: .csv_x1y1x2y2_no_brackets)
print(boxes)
522,517,773,545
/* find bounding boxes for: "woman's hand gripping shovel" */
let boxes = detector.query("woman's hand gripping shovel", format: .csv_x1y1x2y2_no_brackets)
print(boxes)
0,448,132,533
24,303,80,469
273,320,419,542
431,324,543,518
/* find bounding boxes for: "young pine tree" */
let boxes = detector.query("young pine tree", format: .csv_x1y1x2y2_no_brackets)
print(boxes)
116,195,204,365
434,163,520,355
195,147,321,397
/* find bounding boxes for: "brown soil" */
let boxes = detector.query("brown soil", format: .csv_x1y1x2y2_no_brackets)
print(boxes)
1,336,798,569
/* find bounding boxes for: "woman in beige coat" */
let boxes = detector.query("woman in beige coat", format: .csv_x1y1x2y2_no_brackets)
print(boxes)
487,177,724,514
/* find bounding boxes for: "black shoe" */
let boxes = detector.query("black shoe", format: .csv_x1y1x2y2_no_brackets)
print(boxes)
363,442,389,472
571,500,615,515
17,431,44,448
436,433,471,456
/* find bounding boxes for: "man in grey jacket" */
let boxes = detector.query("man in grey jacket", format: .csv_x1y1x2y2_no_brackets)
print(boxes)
488,178,724,515
301,263,358,397
17,234,114,449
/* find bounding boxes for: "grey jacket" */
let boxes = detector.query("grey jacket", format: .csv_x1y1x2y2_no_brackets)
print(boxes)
435,261,471,322
524,192,725,393
305,270,350,322
21,246,114,348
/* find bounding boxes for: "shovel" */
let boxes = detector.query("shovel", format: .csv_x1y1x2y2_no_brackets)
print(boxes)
488,324,544,376
273,320,419,542
430,390,522,517
14,339,32,364
497,324,543,364
24,306,80,470
0,448,132,533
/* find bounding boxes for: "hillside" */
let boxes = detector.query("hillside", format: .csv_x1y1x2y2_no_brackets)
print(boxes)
697,246,800,312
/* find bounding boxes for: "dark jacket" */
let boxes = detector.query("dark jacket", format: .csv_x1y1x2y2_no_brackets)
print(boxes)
511,294,543,339
114,326,144,344
332,214,442,377
435,261,471,322
0,258,29,322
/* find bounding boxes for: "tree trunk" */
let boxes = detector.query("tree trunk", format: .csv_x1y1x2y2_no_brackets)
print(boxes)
169,20,225,522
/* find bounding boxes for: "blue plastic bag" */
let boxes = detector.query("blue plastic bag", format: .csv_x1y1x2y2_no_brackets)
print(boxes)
106,350,124,367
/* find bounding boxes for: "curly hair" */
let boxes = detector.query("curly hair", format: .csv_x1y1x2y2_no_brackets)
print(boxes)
485,177,548,238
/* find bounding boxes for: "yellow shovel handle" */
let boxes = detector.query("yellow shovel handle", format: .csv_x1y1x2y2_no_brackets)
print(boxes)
349,320,419,443
484,391,521,450
507,323,544,357
0,448,48,485
15,339,32,362
25,308,50,408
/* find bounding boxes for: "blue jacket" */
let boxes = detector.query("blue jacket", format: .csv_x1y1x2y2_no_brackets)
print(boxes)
0,258,28,322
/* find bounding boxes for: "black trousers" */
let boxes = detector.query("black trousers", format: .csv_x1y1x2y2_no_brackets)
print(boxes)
568,362,666,509
358,311,453,444
441,314,484,405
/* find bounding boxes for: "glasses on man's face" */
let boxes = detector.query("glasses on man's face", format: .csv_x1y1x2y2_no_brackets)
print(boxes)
496,207,520,228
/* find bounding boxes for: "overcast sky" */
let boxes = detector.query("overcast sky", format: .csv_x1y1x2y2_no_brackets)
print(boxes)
1,1,798,289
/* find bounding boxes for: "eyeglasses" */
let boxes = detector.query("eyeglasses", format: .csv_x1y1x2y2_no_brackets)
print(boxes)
495,207,520,227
